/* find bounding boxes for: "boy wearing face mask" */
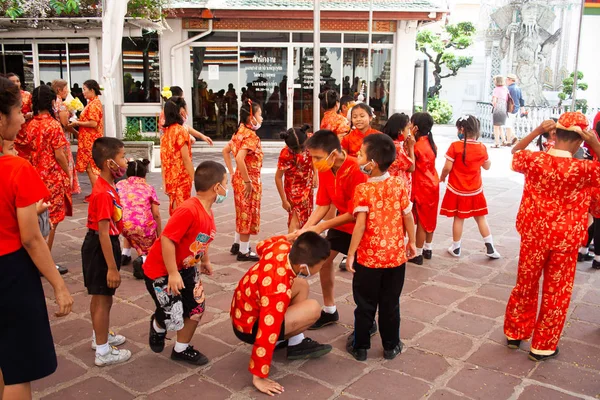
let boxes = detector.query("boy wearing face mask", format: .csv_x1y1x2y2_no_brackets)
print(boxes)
346,134,416,361
142,161,226,365
231,232,333,396
82,137,131,367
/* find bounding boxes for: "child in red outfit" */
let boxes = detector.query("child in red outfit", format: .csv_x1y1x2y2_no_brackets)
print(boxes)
382,113,415,198
439,115,501,259
231,232,332,396
143,161,227,366
409,112,440,265
504,112,600,361
320,90,350,139
341,103,381,157
346,134,416,361
275,125,315,232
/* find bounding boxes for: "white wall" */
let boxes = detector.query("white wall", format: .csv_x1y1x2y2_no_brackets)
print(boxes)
578,14,600,107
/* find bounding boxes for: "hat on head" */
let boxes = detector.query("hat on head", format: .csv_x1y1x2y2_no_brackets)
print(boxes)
507,73,517,80
557,112,588,134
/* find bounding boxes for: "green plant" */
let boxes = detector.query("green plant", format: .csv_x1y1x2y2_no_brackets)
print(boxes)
416,22,476,98
123,121,143,141
427,97,453,124
558,71,588,112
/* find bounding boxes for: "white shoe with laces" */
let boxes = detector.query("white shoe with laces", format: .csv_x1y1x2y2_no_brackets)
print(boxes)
95,346,132,367
92,331,126,350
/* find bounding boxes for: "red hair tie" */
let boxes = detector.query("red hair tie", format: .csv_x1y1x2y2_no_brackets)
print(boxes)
248,99,253,118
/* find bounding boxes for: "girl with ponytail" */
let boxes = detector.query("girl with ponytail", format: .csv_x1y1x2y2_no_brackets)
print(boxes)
319,89,350,138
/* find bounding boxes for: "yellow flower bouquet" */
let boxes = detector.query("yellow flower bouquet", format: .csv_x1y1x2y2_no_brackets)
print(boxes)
66,97,84,113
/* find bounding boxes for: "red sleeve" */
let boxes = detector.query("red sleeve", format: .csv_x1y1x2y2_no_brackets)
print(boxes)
482,144,489,162
512,150,533,174
90,191,113,223
588,162,600,188
14,161,49,208
353,184,369,216
315,172,332,207
277,149,292,171
346,168,367,215
445,142,457,162
395,147,413,171
174,126,190,152
150,187,160,206
162,206,194,244
340,135,350,153
241,133,259,153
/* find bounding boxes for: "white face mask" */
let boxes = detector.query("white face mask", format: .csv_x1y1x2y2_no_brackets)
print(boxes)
249,118,261,131
297,264,311,279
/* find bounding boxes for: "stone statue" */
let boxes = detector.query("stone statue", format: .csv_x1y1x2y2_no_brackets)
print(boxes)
491,0,561,106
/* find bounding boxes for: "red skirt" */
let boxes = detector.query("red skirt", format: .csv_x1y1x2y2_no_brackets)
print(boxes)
590,188,600,218
440,190,488,219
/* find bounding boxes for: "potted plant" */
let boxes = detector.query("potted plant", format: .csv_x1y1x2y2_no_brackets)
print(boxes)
122,121,160,170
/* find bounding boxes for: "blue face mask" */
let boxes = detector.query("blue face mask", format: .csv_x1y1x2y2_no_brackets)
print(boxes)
458,133,465,140
215,183,228,204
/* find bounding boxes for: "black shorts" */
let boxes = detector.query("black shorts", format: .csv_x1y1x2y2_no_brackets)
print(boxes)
81,230,121,296
233,319,286,345
144,266,206,331
326,228,352,255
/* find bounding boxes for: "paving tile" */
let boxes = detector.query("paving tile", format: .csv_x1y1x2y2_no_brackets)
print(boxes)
457,296,506,319
109,301,151,328
146,375,231,399
303,320,350,344
42,376,134,400
32,355,87,393
437,311,497,337
476,284,512,302
345,368,430,399
450,264,494,280
400,299,446,322
427,389,466,400
210,266,246,284
530,361,600,397
571,303,600,325
490,273,518,287
107,353,189,392
207,290,236,313
415,329,474,359
557,339,600,370
518,385,582,400
272,374,334,400
202,318,244,346
204,350,260,392
405,266,439,283
401,319,427,340
401,278,421,294
50,318,93,346
299,353,365,386
562,320,600,347
432,274,479,288
384,348,451,382
113,276,149,300
466,342,534,376
446,366,521,399
410,285,467,306
192,332,236,361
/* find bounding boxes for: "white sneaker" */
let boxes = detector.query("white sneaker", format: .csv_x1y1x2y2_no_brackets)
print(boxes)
447,246,461,257
92,331,127,350
95,346,132,367
485,243,501,259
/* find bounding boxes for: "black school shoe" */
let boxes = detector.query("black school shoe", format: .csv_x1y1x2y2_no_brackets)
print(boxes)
287,338,332,360
171,345,209,366
593,260,600,270
121,255,132,265
528,348,559,362
408,255,423,265
423,249,432,260
507,339,521,349
346,334,367,361
309,310,339,330
339,257,347,271
230,243,240,255
56,264,69,275
132,256,144,280
149,314,167,353
384,341,404,360
237,251,259,262
578,252,594,262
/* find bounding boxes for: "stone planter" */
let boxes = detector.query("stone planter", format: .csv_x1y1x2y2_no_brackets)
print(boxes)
122,141,160,172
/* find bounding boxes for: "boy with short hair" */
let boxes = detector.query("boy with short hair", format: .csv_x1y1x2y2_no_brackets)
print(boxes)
143,161,227,365
346,134,416,361
82,137,130,366
303,130,367,329
231,232,333,396
505,112,600,361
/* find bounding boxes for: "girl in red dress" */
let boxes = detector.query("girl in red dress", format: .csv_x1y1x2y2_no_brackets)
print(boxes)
7,73,33,161
383,112,415,197
275,124,315,232
320,90,350,138
439,115,501,259
341,104,381,157
409,112,439,265
223,100,264,262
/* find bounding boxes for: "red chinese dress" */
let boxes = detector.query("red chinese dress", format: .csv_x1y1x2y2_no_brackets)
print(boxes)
229,124,263,235
24,113,71,224
340,127,381,157
388,139,413,198
277,146,314,228
320,109,350,138
54,95,81,195
14,90,32,161
75,97,103,175
411,136,439,232
161,124,192,215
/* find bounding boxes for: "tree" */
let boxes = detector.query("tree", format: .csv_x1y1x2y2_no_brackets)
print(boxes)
558,71,588,112
416,22,476,98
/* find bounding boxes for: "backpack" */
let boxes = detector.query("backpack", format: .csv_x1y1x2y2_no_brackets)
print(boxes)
506,91,515,114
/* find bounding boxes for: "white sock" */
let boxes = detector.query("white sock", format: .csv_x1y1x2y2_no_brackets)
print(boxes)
96,342,110,356
450,241,461,250
174,341,189,353
234,232,240,244
322,305,336,314
579,246,589,255
142,255,147,263
288,333,305,347
240,241,250,254
122,248,132,256
416,247,423,256
276,340,285,346
423,242,433,251
483,235,494,245
153,319,166,333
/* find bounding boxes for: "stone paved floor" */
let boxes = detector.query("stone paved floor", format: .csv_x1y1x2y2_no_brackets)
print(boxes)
33,130,600,400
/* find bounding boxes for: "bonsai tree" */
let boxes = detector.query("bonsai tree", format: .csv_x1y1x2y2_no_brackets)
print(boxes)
416,22,476,98
558,71,588,113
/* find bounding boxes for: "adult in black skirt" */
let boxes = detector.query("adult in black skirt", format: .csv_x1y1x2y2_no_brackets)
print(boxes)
0,76,73,399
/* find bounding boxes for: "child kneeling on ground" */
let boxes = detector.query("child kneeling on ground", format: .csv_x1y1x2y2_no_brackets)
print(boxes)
231,232,333,396
143,161,227,365
346,134,417,361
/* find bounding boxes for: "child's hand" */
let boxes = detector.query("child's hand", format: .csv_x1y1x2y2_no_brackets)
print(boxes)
312,175,319,189
36,200,50,215
346,253,356,273
405,133,415,148
253,375,284,396
53,285,74,317
579,129,599,145
107,269,121,289
167,272,185,296
244,181,253,199
537,120,556,135
406,242,417,259
200,261,213,276
281,199,291,212
202,134,214,146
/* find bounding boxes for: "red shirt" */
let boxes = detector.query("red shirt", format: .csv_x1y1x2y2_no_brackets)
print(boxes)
320,109,350,137
412,136,439,203
86,176,123,236
445,140,488,195
513,149,600,250
316,155,367,234
144,197,216,280
340,127,381,157
353,174,412,268
388,140,413,196
0,155,49,256
231,236,295,378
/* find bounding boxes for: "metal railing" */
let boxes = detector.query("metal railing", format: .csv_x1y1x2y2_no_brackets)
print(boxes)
476,102,600,139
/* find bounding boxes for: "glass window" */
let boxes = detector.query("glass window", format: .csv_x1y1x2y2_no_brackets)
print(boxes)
292,33,342,43
321,33,341,43
292,33,313,43
373,34,394,44
191,46,239,139
68,43,90,97
344,34,368,43
38,43,67,85
241,32,289,42
240,47,288,139
1,43,34,92
190,31,238,42
122,31,160,103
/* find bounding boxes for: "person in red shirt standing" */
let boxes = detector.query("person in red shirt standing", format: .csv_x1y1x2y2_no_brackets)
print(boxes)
409,112,440,265
82,137,131,367
504,112,600,361
320,89,351,139
439,115,501,259
7,73,33,161
346,134,416,361
143,161,226,366
382,112,415,198
302,130,368,329
230,233,332,396
341,103,381,157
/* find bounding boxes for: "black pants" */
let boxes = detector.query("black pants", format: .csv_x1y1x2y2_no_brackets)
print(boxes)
352,262,406,350
586,218,600,251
